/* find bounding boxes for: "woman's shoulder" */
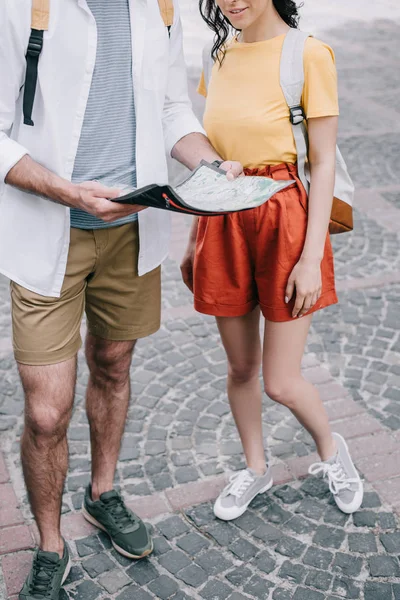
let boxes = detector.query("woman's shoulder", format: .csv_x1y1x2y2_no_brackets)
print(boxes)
304,36,336,66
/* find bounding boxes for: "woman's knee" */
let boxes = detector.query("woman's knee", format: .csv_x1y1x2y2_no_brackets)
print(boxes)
228,361,260,385
264,377,299,409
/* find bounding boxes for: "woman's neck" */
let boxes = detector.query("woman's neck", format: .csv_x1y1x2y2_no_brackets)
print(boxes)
240,5,290,43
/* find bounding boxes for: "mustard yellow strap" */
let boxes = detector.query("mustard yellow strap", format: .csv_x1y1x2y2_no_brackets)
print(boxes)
31,0,50,31
157,0,174,28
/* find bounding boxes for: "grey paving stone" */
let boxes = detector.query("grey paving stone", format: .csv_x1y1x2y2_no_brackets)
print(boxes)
272,589,294,600
97,569,131,594
206,522,239,546
361,492,382,508
148,575,179,599
379,513,397,530
284,515,316,535
352,511,378,528
364,582,393,600
225,566,252,587
126,559,159,585
176,563,208,587
229,537,259,561
75,535,104,558
313,525,346,549
274,485,303,504
200,579,233,600
186,504,215,527
64,566,85,585
196,549,233,575
156,515,190,540
251,550,276,574
176,532,210,556
323,505,349,527
332,576,361,599
252,523,282,544
293,588,324,600
278,560,306,584
275,536,306,558
234,511,265,533
243,574,274,598
295,498,326,521
263,503,293,525
369,555,400,577
300,478,330,499
380,532,400,553
70,580,103,600
82,553,115,578
303,546,334,570
332,552,363,578
305,569,332,591
348,532,378,553
158,550,191,575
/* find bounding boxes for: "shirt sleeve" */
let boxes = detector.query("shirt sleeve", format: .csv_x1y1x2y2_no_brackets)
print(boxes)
0,1,30,189
302,38,339,119
197,71,207,97
162,0,205,157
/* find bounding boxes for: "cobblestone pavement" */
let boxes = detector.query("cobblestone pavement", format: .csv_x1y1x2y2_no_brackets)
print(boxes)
1,15,400,600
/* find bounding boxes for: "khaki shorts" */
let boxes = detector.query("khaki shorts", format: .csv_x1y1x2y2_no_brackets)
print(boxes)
11,223,161,366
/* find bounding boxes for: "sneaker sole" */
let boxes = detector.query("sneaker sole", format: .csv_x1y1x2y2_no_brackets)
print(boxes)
82,507,153,559
61,558,72,585
214,478,274,521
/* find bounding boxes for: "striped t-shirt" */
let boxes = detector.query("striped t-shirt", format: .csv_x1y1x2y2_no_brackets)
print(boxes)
70,0,137,229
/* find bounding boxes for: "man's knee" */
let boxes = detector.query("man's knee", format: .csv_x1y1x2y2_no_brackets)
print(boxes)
25,403,70,441
87,338,135,387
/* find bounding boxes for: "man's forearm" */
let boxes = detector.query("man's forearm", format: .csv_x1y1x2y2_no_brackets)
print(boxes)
171,133,221,170
5,155,77,207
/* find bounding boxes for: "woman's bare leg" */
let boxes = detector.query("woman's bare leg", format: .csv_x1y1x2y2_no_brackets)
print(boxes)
262,315,336,460
216,308,266,474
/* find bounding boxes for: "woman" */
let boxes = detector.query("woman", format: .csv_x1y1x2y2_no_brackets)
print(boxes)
181,0,363,519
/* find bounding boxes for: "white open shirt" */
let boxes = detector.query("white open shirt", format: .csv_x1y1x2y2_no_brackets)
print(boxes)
0,0,204,297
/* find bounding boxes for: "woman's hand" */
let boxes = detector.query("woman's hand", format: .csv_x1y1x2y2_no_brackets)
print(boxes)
285,258,322,318
180,239,196,292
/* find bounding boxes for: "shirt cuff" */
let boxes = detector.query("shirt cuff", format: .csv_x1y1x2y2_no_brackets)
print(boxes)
164,114,206,157
0,136,29,184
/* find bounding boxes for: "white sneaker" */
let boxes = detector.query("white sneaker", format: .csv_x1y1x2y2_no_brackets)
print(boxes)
308,432,363,514
214,467,274,521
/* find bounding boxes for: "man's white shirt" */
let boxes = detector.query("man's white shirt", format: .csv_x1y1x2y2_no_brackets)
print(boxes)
0,0,204,296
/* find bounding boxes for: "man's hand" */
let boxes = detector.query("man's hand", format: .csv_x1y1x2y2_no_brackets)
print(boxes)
219,161,244,181
73,181,146,222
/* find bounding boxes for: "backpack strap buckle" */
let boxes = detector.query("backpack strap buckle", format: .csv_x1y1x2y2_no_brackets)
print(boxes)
27,30,44,57
289,105,306,125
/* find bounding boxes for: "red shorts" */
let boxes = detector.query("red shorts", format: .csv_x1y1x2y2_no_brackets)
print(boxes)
193,163,338,322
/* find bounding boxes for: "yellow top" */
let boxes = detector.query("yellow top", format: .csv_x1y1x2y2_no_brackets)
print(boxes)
198,34,339,168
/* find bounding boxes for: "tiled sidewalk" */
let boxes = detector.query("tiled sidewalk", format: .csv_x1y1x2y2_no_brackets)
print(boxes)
1,17,400,600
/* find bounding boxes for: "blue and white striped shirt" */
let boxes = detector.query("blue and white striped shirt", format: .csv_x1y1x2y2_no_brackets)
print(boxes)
70,0,137,229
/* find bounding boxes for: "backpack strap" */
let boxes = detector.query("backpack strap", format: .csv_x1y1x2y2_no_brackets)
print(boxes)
280,28,311,194
23,0,50,126
157,0,174,37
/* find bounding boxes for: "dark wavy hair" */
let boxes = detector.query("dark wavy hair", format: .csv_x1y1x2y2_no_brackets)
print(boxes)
199,0,301,64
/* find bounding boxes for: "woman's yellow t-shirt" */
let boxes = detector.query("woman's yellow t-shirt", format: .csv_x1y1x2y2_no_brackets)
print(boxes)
198,34,339,168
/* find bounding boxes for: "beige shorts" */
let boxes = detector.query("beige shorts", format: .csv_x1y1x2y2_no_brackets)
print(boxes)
11,223,161,366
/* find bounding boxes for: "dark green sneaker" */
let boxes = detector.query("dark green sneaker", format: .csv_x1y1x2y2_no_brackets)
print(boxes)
19,542,71,600
82,485,153,559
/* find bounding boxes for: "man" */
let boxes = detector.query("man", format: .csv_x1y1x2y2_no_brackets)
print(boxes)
0,0,242,597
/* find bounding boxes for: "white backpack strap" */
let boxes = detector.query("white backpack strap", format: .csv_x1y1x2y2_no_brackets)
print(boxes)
202,40,215,93
280,28,311,194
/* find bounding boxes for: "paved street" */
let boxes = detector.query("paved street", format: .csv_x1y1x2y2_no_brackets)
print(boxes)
1,6,400,600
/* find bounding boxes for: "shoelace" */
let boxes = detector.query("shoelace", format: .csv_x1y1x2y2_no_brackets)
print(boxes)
309,459,359,495
103,495,138,530
29,555,58,597
224,470,255,499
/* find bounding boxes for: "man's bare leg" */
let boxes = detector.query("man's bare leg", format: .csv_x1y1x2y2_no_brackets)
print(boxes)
19,358,77,557
85,334,135,500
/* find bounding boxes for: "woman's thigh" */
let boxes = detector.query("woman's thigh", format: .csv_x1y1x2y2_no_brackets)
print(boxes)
262,314,312,388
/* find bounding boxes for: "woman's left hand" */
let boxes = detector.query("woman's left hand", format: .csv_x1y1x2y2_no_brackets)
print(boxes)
285,258,322,318
219,161,245,180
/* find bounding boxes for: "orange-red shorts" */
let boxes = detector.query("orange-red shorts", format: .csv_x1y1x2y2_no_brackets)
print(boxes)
193,163,338,322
